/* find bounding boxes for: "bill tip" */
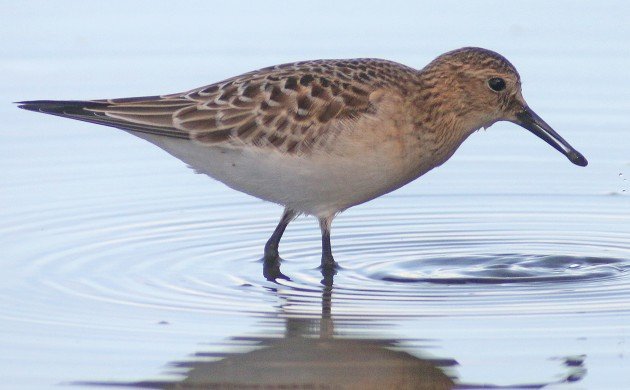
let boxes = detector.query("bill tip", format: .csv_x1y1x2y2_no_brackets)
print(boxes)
568,151,588,167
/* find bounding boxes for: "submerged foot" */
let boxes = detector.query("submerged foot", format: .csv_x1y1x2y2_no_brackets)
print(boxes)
262,254,290,281
319,255,339,280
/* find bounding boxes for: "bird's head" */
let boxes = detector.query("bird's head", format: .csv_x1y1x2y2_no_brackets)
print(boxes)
418,47,587,167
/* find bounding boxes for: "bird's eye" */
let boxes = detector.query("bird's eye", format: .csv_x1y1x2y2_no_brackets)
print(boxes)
488,77,506,92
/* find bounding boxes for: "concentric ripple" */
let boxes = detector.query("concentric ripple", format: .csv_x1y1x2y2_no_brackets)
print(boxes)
2,190,629,327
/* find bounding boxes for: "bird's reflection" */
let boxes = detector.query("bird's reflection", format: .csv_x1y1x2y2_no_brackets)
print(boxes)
77,264,586,389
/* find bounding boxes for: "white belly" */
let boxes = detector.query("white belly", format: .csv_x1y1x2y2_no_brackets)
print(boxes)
133,132,423,217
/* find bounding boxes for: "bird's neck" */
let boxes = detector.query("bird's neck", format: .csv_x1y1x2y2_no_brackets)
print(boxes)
403,85,484,171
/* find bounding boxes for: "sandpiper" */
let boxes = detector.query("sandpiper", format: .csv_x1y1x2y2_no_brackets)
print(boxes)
18,47,587,276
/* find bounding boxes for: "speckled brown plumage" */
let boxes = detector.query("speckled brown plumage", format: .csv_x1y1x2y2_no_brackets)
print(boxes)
80,58,419,155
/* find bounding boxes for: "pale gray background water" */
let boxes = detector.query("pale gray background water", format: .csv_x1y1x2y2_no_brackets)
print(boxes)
1,1,629,389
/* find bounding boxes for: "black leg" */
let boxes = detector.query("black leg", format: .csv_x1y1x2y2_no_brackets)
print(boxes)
263,208,296,281
264,208,296,259
319,216,338,277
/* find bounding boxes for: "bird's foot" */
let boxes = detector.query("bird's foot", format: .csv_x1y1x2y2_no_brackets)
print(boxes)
319,255,339,280
262,253,290,282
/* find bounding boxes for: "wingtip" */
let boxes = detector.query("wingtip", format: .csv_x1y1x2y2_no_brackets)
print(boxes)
14,100,106,115
15,100,59,113
16,102,42,113
15,101,31,108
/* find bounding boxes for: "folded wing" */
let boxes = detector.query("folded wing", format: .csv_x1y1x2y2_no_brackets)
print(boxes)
19,58,415,155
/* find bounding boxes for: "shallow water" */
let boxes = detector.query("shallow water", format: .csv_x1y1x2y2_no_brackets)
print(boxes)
2,1,630,389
